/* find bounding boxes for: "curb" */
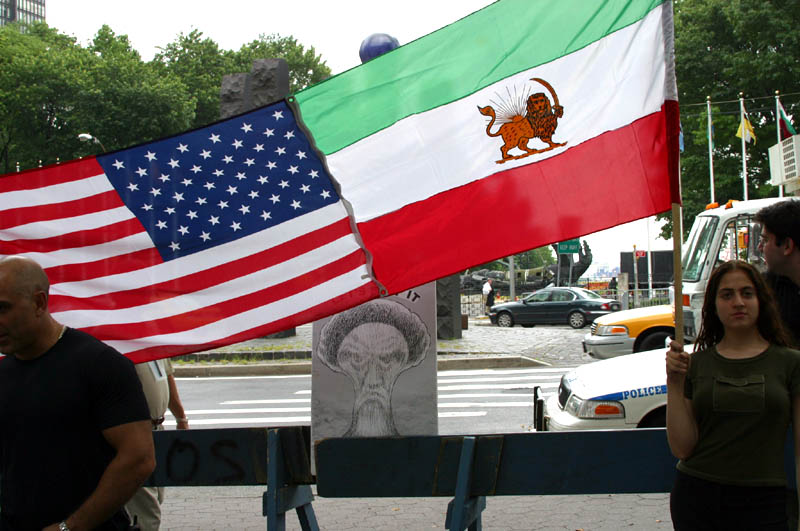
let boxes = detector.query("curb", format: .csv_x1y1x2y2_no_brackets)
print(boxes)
173,355,548,377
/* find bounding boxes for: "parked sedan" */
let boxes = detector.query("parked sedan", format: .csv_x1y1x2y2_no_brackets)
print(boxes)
489,287,621,329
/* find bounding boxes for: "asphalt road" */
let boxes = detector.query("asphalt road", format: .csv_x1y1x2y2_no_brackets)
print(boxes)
169,366,569,432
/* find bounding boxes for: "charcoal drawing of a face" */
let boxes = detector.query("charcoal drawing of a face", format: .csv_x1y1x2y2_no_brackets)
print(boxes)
316,299,431,437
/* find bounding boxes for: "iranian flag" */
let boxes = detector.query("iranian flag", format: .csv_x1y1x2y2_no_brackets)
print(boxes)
295,0,679,296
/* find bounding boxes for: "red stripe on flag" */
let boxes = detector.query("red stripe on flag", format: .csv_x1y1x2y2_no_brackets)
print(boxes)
124,282,380,363
0,157,104,193
781,120,794,141
45,248,164,284
0,190,125,230
359,105,677,295
0,218,144,255
49,217,355,312
82,249,368,341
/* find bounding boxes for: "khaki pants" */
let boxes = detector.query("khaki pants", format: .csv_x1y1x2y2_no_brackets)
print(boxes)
126,424,164,530
126,486,164,531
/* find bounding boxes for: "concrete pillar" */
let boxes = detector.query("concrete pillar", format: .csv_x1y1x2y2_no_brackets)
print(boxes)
221,59,293,337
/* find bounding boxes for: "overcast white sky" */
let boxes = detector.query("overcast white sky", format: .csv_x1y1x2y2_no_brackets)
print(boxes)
46,0,673,274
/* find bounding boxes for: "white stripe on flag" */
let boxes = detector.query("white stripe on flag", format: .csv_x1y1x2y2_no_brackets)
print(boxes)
101,266,372,354
49,202,351,297
21,232,155,270
1,207,135,242
0,172,112,210
54,234,365,328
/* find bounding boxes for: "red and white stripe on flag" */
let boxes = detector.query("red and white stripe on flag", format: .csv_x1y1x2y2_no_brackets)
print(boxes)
0,101,379,362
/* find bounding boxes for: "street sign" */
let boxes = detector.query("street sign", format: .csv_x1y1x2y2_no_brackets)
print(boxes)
635,250,647,259
557,239,580,254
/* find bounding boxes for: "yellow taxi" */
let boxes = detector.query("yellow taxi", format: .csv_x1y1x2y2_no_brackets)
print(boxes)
582,304,674,359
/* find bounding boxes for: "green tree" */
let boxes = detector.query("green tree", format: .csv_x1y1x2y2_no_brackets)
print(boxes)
80,26,195,153
512,246,556,270
229,34,331,93
153,31,331,129
658,0,800,239
151,29,232,129
474,245,555,272
0,23,194,173
0,23,90,172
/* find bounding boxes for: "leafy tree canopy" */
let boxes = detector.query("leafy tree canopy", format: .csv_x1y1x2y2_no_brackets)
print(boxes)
1,22,331,172
0,23,194,172
477,245,555,272
154,30,331,129
658,0,800,239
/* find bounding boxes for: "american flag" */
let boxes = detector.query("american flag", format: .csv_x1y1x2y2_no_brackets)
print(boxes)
0,101,379,362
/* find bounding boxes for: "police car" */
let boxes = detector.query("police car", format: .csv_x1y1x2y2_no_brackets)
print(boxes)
541,347,666,431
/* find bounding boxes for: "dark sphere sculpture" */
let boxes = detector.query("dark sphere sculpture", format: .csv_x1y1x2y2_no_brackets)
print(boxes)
359,33,400,64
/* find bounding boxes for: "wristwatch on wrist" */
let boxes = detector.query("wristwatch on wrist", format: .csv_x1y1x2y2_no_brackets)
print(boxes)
177,417,189,423
58,522,70,531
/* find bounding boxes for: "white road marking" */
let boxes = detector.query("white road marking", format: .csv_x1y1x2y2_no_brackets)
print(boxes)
440,367,573,376
437,375,563,384
176,374,310,381
163,411,488,426
439,383,559,391
438,402,532,408
221,398,311,405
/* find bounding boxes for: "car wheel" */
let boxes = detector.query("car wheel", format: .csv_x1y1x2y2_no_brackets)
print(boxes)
497,312,514,327
636,331,671,352
568,311,586,329
637,407,666,428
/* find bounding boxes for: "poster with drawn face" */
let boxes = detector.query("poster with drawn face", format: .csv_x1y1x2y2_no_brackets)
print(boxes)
312,282,438,451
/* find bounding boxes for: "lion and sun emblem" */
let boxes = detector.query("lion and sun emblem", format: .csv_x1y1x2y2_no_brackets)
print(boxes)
479,77,566,164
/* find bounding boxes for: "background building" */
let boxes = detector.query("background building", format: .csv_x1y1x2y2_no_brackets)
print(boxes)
1,0,45,26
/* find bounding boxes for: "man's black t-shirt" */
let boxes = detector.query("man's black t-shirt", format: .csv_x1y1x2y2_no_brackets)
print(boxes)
767,273,800,347
0,328,150,531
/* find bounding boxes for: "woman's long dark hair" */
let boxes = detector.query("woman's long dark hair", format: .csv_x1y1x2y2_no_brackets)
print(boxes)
693,260,793,351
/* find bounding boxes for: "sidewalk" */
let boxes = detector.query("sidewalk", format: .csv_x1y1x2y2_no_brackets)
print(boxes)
161,486,671,530
172,317,594,377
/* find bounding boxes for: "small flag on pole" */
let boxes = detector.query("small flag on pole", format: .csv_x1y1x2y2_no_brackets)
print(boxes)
737,111,757,144
778,100,797,140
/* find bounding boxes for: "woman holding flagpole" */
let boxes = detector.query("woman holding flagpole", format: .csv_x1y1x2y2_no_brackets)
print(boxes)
666,260,800,530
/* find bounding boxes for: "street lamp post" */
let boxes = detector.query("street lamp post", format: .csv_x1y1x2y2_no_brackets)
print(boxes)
77,133,107,152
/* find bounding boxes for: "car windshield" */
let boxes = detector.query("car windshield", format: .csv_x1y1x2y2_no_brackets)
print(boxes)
574,288,600,299
682,215,719,282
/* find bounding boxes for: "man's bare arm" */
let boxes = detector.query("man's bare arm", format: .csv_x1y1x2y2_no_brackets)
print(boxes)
44,420,155,531
167,374,189,429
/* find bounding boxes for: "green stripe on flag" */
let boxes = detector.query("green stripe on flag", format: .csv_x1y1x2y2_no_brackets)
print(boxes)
295,0,666,155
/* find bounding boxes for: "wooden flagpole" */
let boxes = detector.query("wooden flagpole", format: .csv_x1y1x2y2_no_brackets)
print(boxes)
672,202,684,345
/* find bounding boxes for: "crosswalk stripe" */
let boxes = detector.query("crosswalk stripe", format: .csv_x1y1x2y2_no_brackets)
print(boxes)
438,383,558,391
437,375,562,384
164,411,489,426
221,398,311,405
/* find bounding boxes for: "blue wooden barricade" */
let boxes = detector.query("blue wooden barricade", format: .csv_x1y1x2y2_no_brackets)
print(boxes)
147,426,318,531
146,427,797,530
314,429,679,530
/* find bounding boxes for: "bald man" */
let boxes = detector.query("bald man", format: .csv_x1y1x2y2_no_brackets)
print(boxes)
0,256,154,531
